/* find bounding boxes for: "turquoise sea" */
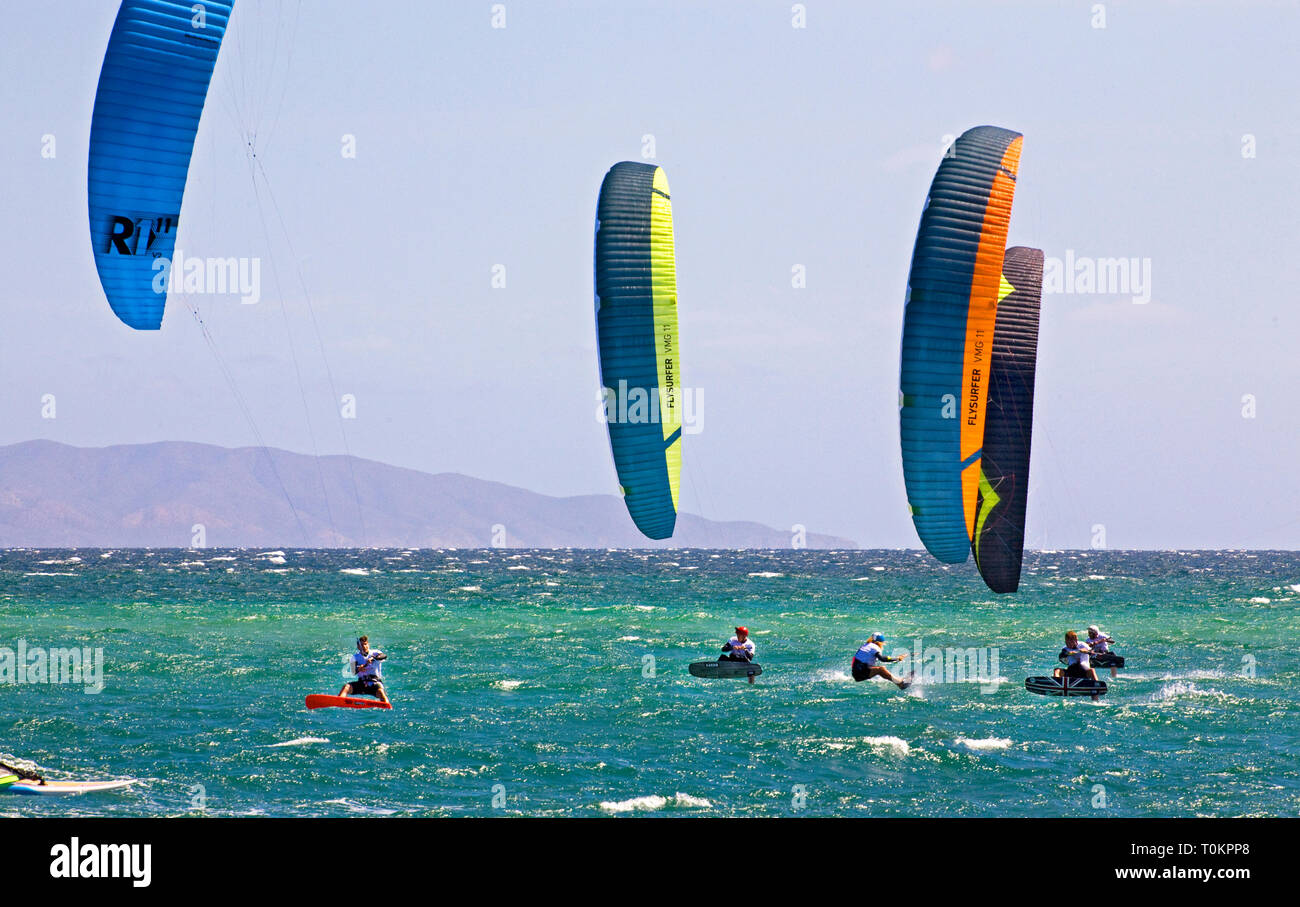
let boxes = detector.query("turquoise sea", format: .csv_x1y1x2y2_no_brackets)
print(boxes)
2,549,1296,817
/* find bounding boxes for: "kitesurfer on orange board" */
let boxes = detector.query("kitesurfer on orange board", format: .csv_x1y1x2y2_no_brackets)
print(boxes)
339,635,390,705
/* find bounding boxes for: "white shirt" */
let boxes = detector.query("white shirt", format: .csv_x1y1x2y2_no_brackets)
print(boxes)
352,650,384,679
1063,642,1092,669
855,641,884,666
726,637,755,659
1087,633,1112,654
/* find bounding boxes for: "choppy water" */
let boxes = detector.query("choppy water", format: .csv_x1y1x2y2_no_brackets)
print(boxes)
2,549,1296,817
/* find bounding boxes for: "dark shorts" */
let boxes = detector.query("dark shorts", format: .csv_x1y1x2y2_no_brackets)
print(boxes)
852,659,873,682
719,653,751,663
1064,662,1089,679
347,676,384,697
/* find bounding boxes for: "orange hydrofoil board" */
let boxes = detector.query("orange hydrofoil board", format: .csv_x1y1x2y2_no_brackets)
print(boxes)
305,694,392,710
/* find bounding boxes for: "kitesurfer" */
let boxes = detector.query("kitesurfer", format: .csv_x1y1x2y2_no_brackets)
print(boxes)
1084,624,1122,674
0,753,44,784
1086,625,1114,654
720,626,755,663
851,632,910,690
0,760,43,786
1053,630,1099,683
339,635,390,704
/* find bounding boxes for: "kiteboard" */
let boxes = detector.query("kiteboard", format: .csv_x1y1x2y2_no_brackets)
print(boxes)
1025,676,1107,697
0,773,17,788
1059,649,1125,669
305,694,392,710
688,660,762,680
3,778,136,796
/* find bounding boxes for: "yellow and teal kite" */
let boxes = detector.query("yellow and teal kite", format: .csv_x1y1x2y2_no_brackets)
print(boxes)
594,162,682,540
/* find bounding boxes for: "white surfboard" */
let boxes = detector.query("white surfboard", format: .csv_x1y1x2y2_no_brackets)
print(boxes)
4,778,136,796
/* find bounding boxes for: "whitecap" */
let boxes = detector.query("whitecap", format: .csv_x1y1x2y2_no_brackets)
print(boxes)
862,735,911,755
265,737,329,748
599,794,667,813
955,737,1012,751
672,792,712,808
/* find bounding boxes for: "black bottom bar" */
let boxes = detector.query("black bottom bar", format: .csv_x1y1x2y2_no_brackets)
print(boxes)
3,817,1282,893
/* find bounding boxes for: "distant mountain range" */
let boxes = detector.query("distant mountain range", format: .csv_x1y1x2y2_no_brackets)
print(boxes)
0,441,855,549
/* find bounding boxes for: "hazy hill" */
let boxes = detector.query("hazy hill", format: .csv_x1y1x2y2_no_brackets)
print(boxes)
0,441,855,549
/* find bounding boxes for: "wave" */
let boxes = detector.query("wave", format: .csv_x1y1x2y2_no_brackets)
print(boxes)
862,735,911,756
597,792,711,813
320,798,397,815
955,737,1012,751
265,737,329,748
598,794,666,813
1142,682,1244,705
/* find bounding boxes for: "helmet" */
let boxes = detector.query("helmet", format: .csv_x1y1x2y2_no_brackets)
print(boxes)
871,632,885,642
1086,626,1100,635
735,626,748,636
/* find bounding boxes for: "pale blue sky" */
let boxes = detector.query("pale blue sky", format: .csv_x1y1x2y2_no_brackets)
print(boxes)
2,1,1298,547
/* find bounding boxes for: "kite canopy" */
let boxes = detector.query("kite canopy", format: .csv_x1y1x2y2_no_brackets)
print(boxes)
88,0,234,330
973,246,1043,593
594,162,681,540
899,126,1025,568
